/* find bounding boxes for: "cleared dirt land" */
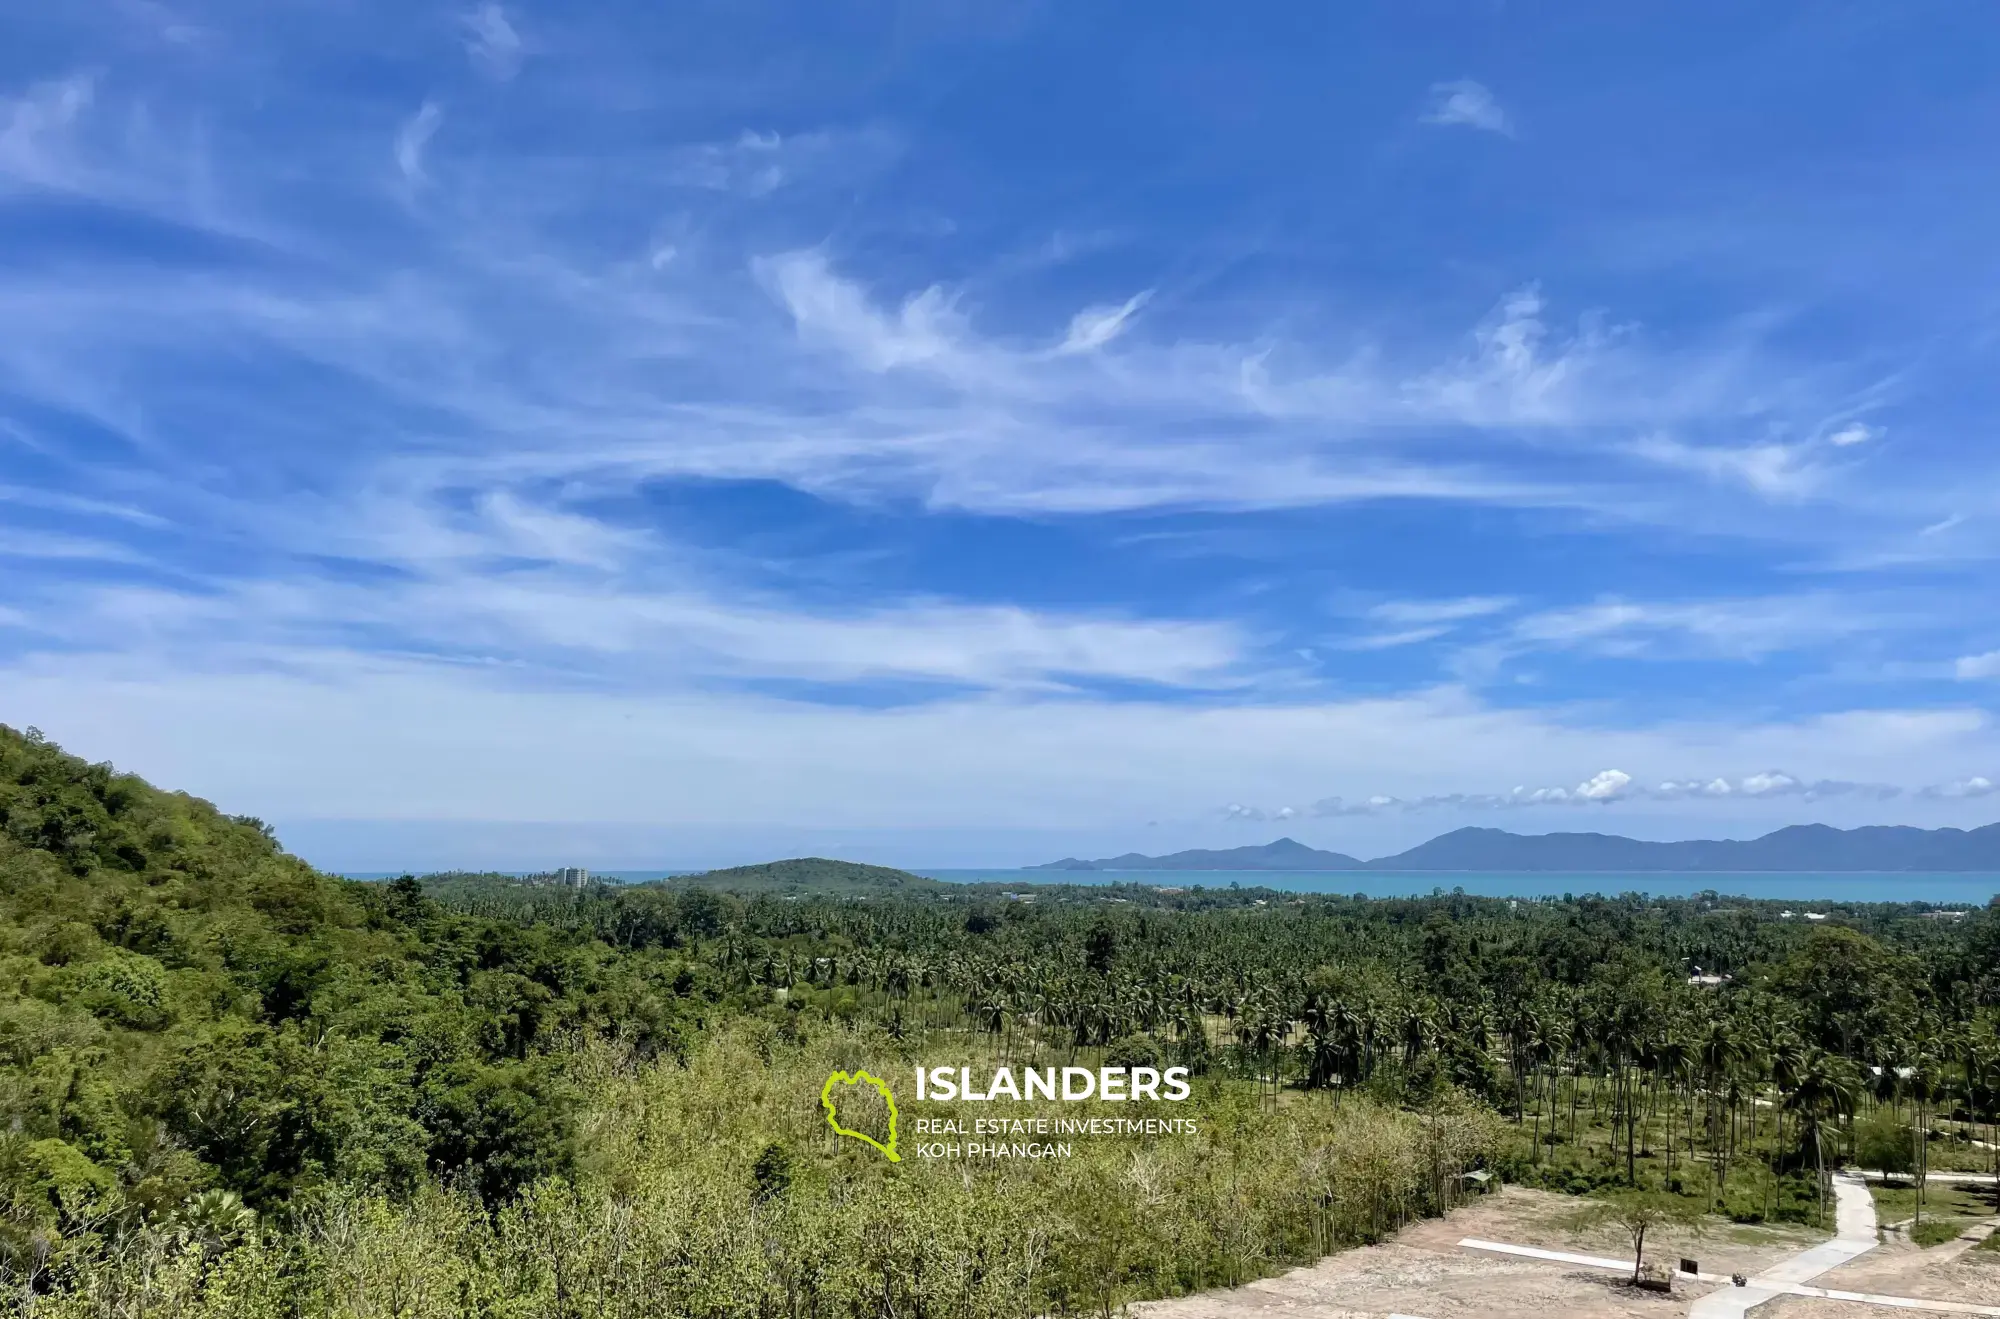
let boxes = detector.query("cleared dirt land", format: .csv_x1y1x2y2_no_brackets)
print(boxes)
1763,1222,2000,1319
1132,1186,1828,1319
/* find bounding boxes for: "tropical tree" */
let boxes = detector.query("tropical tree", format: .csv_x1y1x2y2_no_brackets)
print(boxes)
1575,1190,1703,1285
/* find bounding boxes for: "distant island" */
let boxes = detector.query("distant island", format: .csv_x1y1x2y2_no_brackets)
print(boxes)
1035,837,1361,871
672,857,944,894
1033,822,2000,873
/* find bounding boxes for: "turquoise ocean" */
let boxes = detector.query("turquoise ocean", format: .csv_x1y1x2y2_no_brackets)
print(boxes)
370,868,2000,905
911,869,2000,905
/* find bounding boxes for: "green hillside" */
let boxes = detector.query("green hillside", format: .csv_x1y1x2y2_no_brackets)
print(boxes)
0,723,692,1249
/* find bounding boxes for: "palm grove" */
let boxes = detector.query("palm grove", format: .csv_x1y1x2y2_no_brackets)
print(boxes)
1,724,1997,1317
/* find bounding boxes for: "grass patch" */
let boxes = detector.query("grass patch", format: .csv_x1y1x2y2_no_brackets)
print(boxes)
1911,1218,1971,1248
1870,1182,1915,1221
1870,1179,1997,1227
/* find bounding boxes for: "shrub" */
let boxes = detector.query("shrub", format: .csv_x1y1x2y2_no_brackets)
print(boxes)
1853,1110,1915,1176
1106,1034,1163,1070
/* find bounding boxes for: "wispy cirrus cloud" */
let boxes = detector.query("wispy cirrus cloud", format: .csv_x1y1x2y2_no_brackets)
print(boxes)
1059,291,1151,354
757,248,969,373
0,75,95,191
667,128,901,198
461,4,525,80
394,101,443,183
1337,596,1515,651
1503,595,1874,661
1629,434,1829,499
26,578,1253,694
1369,596,1516,626
0,73,253,238
3,3,1998,866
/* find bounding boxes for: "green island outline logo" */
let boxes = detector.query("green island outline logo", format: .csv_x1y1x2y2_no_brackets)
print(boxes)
821,1069,901,1162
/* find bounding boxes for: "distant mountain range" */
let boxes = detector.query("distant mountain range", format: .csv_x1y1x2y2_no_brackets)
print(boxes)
1032,823,2000,873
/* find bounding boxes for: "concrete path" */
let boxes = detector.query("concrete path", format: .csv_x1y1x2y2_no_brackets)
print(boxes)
1784,1283,2000,1316
1852,1170,1999,1184
1458,1238,1730,1283
1689,1172,1877,1319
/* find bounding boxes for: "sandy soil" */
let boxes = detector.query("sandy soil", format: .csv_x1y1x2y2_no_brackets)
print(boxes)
1131,1187,1825,1319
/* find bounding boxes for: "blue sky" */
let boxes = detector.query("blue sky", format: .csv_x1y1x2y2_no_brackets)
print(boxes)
4,1,2000,869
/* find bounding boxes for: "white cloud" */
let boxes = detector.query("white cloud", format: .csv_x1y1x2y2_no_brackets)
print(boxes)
394,101,443,183
1369,596,1514,625
1224,803,1299,822
1401,288,1596,427
1575,768,1632,800
1631,418,1883,499
0,185,1867,536
19,569,1252,695
1738,771,1801,796
1508,596,1866,660
1652,778,1728,799
461,4,525,80
738,260,1792,517
1422,80,1512,136
1301,766,1906,818
1339,625,1452,651
1338,596,1513,652
0,73,265,240
757,249,965,372
474,490,647,571
1059,291,1150,354
1954,650,2000,680
1919,776,1996,800
1630,434,1823,498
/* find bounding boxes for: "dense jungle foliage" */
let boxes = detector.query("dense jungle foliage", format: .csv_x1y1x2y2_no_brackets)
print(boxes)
2,722,1998,1316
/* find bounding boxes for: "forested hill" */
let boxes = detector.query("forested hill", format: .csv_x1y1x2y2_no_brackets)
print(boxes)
0,723,699,1218
674,857,943,894
417,857,940,902
1042,822,2000,872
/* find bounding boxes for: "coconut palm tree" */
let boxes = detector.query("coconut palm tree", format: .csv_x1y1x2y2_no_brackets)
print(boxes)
1696,1015,1741,1197
1785,1048,1859,1224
